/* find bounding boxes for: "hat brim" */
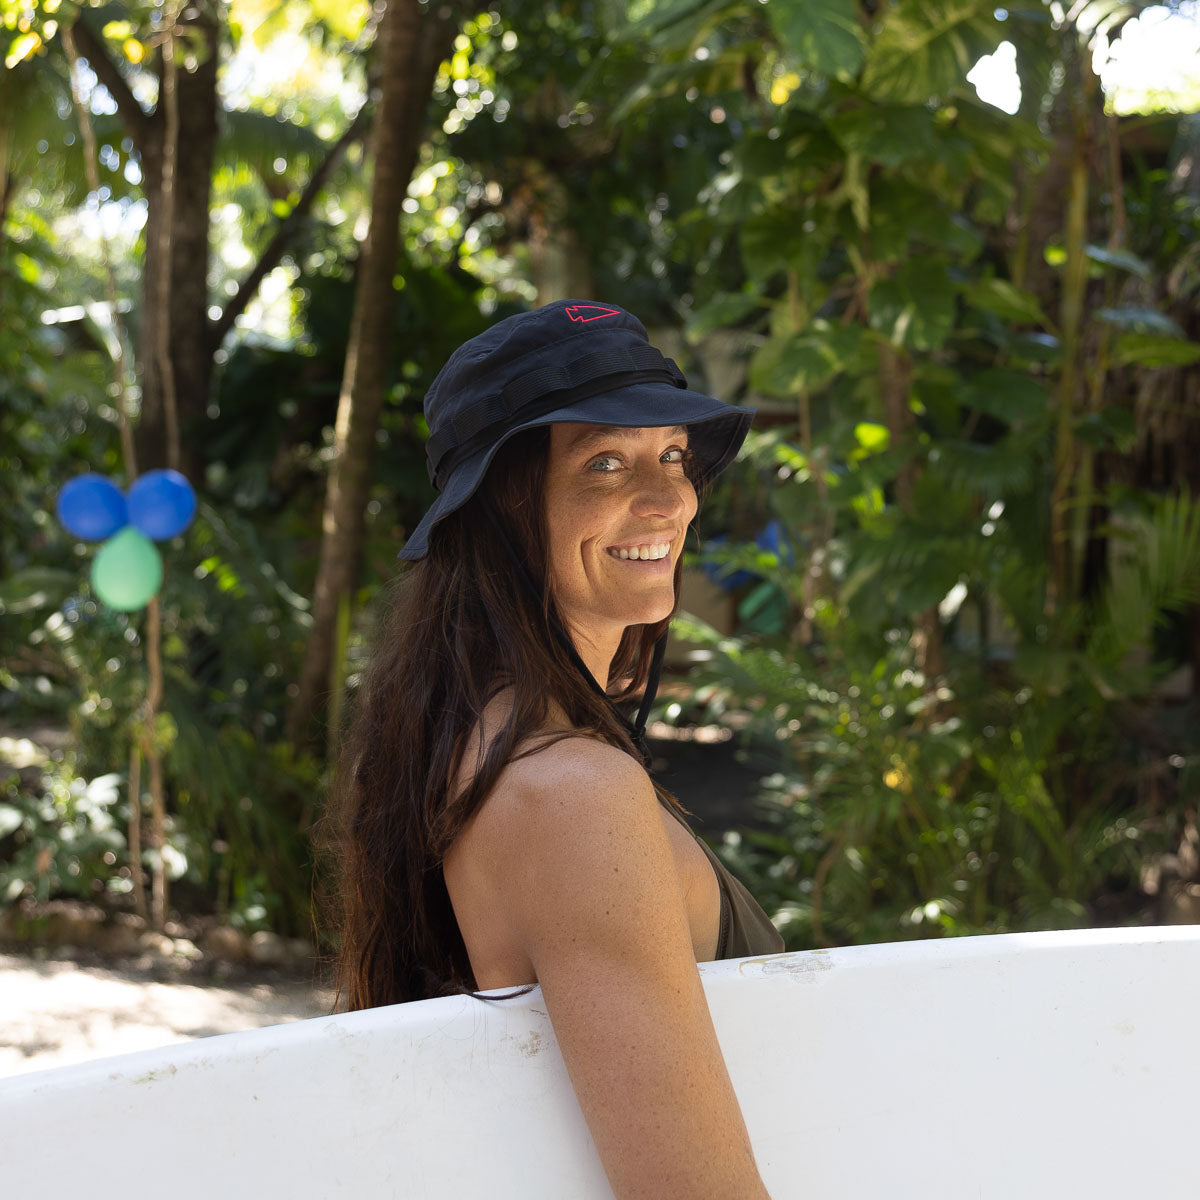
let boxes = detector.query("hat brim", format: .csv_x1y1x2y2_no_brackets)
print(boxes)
399,383,754,560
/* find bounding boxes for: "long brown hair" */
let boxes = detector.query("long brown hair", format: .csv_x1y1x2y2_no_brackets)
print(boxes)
323,428,689,1009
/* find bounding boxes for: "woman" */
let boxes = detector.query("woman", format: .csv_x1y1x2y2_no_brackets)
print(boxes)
329,300,782,1199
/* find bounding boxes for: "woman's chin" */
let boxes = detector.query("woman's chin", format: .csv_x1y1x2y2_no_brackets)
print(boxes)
624,596,677,629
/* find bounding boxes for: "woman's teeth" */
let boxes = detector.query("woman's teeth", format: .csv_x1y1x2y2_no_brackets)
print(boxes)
608,543,671,561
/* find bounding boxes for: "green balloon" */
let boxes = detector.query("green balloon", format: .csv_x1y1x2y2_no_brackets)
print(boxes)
91,528,163,611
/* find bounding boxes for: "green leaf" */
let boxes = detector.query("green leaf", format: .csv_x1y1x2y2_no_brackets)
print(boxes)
767,0,866,80
1112,333,1200,368
861,0,1001,104
964,370,1052,424
962,278,1050,328
1089,491,1200,668
1094,306,1184,337
1084,244,1151,278
827,106,937,167
868,258,956,351
740,206,823,285
620,0,741,50
854,422,890,453
869,181,982,261
5,30,41,68
686,292,762,339
750,322,863,394
0,568,76,615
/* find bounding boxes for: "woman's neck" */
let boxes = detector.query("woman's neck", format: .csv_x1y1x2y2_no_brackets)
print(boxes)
566,626,621,693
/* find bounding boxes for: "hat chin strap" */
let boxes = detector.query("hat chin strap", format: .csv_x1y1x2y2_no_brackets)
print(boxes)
481,502,665,768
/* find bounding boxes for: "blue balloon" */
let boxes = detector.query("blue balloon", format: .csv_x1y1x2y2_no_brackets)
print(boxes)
56,474,128,541
127,469,197,541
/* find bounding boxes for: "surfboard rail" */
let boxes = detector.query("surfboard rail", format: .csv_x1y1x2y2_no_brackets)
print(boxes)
3,926,1197,1198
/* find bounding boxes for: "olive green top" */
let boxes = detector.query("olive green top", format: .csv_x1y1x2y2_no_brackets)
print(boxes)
663,803,785,961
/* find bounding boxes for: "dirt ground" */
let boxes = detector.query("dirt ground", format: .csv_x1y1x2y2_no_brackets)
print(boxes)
0,950,334,1079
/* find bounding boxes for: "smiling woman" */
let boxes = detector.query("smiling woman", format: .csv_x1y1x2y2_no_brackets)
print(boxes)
544,423,698,676
325,300,780,1199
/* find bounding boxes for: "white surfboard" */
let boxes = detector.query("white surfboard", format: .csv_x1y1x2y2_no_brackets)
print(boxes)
2,927,1197,1198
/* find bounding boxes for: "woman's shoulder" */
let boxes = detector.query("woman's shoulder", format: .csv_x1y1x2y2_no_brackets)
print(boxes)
452,710,652,869
494,731,653,830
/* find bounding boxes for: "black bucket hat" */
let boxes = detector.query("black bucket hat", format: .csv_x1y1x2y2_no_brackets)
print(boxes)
399,299,754,559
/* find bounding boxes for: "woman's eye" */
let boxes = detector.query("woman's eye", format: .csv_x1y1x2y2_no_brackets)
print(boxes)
588,455,620,472
662,448,687,465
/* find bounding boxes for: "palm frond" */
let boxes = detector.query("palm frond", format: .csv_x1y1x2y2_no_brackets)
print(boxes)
1088,490,1200,668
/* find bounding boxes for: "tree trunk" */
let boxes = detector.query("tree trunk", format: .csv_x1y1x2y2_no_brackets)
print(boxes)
136,1,219,480
285,0,456,748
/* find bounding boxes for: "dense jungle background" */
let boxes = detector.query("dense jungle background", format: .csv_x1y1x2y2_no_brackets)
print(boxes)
2,0,1198,961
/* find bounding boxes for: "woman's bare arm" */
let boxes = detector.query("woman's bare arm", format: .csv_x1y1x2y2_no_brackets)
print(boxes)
476,737,772,1200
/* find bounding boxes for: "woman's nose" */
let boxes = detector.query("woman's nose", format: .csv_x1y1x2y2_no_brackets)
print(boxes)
629,465,694,520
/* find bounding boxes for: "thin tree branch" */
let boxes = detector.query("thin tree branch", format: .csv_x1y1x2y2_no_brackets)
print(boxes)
64,21,150,920
68,16,157,153
146,596,168,930
209,105,370,351
127,741,147,920
156,5,182,473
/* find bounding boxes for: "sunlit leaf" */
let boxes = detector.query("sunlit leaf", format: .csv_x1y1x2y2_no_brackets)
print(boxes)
854,422,890,453
862,0,1001,103
5,29,40,67
767,0,865,80
309,0,370,41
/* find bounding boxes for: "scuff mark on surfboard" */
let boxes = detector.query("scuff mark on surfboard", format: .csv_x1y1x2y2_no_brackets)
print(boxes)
503,1031,545,1058
132,1064,178,1085
743,950,832,981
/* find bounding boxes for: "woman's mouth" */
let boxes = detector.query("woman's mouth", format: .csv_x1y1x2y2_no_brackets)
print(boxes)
606,541,672,562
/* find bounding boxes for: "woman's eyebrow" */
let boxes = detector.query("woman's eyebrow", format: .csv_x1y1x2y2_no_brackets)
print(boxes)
567,424,688,449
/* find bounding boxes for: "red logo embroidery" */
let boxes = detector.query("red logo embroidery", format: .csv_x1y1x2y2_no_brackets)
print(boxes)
565,304,621,324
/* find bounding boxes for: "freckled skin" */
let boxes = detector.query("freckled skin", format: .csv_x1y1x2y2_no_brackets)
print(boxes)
541,424,698,685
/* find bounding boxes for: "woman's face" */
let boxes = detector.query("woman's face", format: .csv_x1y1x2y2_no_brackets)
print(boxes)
542,422,698,657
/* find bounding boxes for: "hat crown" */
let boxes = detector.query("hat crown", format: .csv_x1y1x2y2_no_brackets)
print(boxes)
424,300,650,432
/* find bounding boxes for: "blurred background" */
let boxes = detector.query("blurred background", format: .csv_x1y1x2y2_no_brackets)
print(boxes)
2,0,1198,1072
